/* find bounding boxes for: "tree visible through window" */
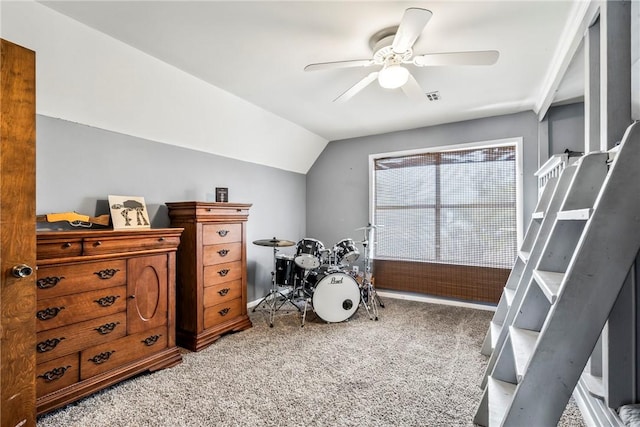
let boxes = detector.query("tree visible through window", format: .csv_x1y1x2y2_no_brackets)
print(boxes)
372,145,517,269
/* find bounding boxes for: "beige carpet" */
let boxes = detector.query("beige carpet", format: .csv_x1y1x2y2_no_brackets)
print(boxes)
37,297,585,426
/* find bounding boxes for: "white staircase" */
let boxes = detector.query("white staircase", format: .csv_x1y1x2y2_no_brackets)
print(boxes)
474,121,640,426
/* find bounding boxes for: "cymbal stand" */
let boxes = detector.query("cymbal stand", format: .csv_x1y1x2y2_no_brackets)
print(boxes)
359,227,384,321
252,246,298,327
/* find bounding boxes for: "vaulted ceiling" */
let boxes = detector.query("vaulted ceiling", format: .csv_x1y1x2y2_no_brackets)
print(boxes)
39,1,585,142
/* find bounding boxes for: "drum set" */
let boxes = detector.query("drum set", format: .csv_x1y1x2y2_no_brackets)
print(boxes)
253,225,383,327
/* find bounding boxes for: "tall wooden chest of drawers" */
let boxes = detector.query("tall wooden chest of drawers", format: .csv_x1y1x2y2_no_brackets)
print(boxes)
35,229,183,415
166,201,252,351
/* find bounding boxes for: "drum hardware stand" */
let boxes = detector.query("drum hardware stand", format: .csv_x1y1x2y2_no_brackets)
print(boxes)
357,224,385,321
251,237,299,327
298,270,316,327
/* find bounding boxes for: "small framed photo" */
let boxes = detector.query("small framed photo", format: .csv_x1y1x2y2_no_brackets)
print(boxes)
108,195,151,230
215,187,229,203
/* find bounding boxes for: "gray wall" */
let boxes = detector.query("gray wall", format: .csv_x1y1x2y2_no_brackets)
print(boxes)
36,115,306,302
306,111,541,266
548,102,586,155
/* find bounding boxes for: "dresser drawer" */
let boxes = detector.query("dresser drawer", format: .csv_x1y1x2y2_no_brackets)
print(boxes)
193,205,250,219
202,223,241,245
203,280,242,308
203,261,242,287
203,242,242,266
36,353,79,398
37,259,126,299
82,235,181,255
37,238,83,260
36,312,127,364
203,298,243,329
36,286,127,332
80,326,167,379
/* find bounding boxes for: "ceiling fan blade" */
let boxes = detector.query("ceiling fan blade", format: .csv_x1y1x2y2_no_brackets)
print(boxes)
392,8,433,54
413,50,500,67
304,59,374,72
401,73,426,102
333,72,379,103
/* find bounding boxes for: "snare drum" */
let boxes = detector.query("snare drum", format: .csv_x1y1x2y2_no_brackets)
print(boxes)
307,271,360,323
275,254,296,286
295,238,324,269
333,238,360,265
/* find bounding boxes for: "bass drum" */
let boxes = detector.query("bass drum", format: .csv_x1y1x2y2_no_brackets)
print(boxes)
308,271,360,323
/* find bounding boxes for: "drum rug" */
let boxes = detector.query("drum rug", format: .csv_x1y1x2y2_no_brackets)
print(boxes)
36,297,585,427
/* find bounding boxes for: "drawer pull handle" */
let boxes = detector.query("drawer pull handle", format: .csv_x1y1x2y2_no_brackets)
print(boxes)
158,237,166,241
37,276,65,289
38,365,71,382
94,241,102,246
217,249,230,257
95,321,120,335
142,334,162,346
218,269,230,277
219,308,230,316
217,229,229,237
88,351,115,365
94,268,120,280
63,242,72,248
36,306,65,321
218,288,230,296
36,337,66,353
94,295,120,307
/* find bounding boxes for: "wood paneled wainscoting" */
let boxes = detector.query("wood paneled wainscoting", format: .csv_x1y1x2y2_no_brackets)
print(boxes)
374,260,508,304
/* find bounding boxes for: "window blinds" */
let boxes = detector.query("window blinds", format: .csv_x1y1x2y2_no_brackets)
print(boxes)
373,145,517,268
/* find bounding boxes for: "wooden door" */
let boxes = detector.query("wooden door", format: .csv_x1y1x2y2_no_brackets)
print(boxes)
1,39,37,426
127,254,168,334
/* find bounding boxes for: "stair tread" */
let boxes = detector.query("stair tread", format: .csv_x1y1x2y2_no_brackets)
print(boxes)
504,288,515,307
490,320,502,351
532,211,545,219
509,326,539,382
582,373,605,399
556,208,593,220
488,377,516,425
533,269,565,304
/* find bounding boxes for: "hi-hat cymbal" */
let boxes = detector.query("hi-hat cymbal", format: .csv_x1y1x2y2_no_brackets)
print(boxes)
253,238,296,247
355,224,384,230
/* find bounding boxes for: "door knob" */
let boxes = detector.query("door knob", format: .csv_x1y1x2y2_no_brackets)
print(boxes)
11,264,34,278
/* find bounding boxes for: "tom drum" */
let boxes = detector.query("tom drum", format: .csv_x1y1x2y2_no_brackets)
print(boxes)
332,238,360,265
295,238,324,269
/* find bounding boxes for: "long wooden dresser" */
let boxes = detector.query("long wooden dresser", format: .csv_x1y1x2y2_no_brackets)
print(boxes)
166,201,252,351
35,228,183,415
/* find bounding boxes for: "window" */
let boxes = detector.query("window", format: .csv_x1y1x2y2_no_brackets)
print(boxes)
371,141,520,269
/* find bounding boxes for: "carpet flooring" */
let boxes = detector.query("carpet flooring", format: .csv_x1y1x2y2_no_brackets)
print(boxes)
36,297,585,426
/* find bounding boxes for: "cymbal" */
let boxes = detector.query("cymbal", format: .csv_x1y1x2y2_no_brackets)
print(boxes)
252,238,296,247
355,224,384,230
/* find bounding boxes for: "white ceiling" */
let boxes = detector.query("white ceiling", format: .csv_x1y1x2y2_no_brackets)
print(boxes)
39,1,584,142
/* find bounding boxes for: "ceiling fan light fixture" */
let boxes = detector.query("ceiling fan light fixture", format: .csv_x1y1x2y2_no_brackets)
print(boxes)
378,64,409,89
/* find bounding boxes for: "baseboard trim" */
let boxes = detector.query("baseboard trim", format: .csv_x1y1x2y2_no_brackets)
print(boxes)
248,289,496,312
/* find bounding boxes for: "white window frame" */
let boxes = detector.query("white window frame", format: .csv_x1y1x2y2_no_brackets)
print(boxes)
368,137,524,263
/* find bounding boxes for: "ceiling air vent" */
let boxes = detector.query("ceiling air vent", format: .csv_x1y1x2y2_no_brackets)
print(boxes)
426,91,441,101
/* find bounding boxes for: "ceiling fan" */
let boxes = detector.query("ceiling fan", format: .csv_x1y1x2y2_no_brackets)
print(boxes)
304,8,499,103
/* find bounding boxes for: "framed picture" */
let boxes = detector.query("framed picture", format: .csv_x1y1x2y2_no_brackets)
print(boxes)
215,187,229,203
108,195,151,230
